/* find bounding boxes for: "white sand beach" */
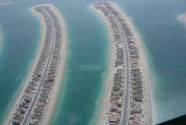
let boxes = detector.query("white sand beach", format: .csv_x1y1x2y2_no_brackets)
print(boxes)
3,4,67,125
89,4,116,125
38,4,67,125
3,6,47,125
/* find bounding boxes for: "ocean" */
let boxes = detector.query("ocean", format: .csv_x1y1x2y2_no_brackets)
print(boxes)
0,0,186,124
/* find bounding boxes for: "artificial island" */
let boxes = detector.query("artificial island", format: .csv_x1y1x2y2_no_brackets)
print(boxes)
91,2,152,125
4,4,66,125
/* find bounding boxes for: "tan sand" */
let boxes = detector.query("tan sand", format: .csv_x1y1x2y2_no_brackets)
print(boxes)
90,2,153,125
38,4,67,125
89,5,116,125
178,12,186,24
0,2,14,6
3,4,67,125
3,5,47,125
110,2,153,124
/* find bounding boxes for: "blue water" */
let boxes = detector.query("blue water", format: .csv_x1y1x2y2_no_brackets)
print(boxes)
0,0,186,124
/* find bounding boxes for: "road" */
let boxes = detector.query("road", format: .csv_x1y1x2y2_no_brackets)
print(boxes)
22,9,56,125
104,6,131,125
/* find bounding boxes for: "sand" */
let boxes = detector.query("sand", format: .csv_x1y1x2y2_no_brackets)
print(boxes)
178,12,186,24
90,2,153,125
3,6,47,125
38,4,67,125
89,5,116,125
111,2,153,124
0,2,14,6
3,4,67,125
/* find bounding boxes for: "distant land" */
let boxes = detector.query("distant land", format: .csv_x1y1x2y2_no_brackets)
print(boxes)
0,1,15,6
178,12,186,24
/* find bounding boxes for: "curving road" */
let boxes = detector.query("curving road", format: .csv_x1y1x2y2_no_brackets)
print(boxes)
104,6,131,125
22,8,56,125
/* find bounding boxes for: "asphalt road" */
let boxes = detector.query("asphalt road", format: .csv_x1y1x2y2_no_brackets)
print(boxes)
22,9,56,125
105,6,131,125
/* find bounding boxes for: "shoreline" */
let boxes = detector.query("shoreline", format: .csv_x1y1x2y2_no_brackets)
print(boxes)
89,5,116,125
3,5,47,125
38,4,67,125
3,4,67,125
110,2,153,123
110,2,153,124
91,2,153,125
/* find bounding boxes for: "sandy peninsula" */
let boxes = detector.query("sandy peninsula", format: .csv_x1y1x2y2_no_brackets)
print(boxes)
38,4,67,125
178,12,186,24
3,5,47,125
110,2,153,123
0,2,14,6
91,2,153,125
89,4,117,125
88,4,114,125
3,4,67,125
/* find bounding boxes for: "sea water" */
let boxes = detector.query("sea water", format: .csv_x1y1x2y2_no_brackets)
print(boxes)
0,0,186,124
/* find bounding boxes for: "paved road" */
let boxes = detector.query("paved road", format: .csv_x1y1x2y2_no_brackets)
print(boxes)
104,6,130,125
22,9,56,125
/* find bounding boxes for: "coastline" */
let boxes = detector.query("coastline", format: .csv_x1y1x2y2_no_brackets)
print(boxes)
38,4,67,125
89,5,116,125
3,5,47,125
111,2,153,124
90,2,153,124
3,4,67,125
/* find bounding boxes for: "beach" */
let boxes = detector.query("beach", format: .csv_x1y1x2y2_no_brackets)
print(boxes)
3,4,67,125
110,2,153,124
3,5,47,125
89,4,116,125
91,2,153,125
38,4,67,125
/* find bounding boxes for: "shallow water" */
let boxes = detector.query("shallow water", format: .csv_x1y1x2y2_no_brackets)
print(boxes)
0,0,186,124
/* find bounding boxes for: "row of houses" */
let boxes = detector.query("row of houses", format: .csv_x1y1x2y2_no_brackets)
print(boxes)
103,3,146,125
95,2,146,125
12,5,63,125
94,3,125,125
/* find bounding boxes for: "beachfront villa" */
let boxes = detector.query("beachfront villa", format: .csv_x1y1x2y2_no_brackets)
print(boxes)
11,5,64,125
94,2,151,125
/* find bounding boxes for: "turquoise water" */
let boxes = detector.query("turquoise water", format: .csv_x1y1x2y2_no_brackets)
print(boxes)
0,0,186,124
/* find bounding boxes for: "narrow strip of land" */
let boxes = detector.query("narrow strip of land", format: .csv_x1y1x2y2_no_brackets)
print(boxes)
92,2,152,125
0,2,15,6
3,4,66,125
